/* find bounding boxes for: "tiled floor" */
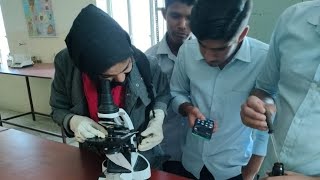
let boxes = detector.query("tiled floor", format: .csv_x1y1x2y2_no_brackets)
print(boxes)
0,108,78,147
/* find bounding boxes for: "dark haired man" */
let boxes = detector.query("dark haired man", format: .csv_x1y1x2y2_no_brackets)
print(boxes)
170,0,269,179
241,0,320,179
145,0,196,168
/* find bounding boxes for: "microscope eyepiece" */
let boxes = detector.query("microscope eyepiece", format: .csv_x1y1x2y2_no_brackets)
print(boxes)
98,79,119,114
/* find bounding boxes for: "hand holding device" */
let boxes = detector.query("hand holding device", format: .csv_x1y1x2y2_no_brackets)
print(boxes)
69,115,108,142
192,119,214,140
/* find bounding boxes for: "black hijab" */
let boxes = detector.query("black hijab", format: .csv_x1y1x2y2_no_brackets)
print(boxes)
65,4,133,77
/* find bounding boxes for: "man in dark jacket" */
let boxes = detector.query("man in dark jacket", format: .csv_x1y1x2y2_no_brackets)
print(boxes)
49,4,170,166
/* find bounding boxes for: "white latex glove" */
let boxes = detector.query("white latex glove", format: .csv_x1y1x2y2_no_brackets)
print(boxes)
69,115,108,143
138,109,165,151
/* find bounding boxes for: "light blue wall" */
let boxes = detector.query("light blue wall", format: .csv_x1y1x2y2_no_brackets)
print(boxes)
249,0,307,43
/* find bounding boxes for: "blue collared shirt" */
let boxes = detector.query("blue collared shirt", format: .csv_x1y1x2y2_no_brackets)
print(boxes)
256,1,320,176
170,37,269,179
145,34,177,82
145,35,190,161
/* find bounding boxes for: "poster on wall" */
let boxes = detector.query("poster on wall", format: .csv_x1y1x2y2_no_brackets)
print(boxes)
22,0,56,37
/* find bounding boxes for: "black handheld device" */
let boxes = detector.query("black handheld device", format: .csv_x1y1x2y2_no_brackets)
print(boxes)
192,119,214,140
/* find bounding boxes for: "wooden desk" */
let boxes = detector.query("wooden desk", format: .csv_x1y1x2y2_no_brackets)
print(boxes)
0,63,66,143
0,129,189,180
0,63,54,78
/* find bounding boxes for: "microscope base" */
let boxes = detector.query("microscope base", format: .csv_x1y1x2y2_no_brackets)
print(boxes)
98,152,151,180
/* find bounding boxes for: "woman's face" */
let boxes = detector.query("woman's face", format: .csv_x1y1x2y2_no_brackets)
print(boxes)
101,57,133,83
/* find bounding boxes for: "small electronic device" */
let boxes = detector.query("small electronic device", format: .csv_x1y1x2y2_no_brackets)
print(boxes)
192,119,214,140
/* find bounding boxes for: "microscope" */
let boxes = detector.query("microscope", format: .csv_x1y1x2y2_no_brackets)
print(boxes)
85,78,151,180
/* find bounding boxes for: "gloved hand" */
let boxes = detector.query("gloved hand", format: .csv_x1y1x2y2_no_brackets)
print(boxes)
69,115,108,143
138,109,165,151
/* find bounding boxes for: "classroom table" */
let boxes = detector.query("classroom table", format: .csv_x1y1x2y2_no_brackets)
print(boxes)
0,63,66,143
0,129,190,180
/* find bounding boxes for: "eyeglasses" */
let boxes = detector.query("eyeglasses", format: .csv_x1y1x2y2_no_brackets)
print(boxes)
99,58,133,80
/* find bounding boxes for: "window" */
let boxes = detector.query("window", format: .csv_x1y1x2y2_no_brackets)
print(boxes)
96,0,166,52
0,5,9,65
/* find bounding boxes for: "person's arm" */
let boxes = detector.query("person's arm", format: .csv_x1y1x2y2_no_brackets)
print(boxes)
251,89,274,104
241,124,269,179
148,56,170,113
241,108,270,179
178,102,206,127
50,49,75,137
50,50,108,141
137,56,170,151
242,154,264,180
178,102,194,117
170,44,206,127
241,16,281,131
170,44,192,114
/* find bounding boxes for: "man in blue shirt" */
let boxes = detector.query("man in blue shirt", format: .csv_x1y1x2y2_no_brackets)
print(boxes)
145,0,196,171
241,1,320,179
170,0,269,179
